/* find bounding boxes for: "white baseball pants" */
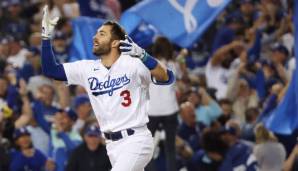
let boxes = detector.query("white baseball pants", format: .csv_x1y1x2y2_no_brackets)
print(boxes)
106,126,154,171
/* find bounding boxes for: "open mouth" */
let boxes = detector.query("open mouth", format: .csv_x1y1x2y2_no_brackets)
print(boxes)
93,42,99,47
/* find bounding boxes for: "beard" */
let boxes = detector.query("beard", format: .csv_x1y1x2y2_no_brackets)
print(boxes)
93,41,112,56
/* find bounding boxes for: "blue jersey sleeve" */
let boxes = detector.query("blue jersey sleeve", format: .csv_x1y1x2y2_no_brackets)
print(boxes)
41,40,67,81
151,69,175,85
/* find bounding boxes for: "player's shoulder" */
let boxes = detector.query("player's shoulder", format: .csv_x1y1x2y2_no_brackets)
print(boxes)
120,54,134,60
120,54,143,65
76,59,99,64
67,59,100,67
64,59,103,73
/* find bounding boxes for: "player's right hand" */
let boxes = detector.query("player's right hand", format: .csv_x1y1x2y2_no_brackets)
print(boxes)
41,5,59,39
119,35,145,59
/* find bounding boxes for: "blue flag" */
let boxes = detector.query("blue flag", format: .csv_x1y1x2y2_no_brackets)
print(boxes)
68,17,104,62
120,0,231,48
265,2,298,134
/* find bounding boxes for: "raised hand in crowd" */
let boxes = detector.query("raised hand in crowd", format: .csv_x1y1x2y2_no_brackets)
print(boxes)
15,79,33,129
211,40,245,66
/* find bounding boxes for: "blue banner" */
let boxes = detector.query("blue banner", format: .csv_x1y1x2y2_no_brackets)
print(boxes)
265,2,298,134
120,0,231,48
68,17,104,62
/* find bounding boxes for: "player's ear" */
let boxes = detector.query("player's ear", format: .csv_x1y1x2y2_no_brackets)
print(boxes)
112,40,120,48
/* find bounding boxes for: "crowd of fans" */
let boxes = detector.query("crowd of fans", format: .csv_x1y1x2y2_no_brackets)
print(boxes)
0,0,298,171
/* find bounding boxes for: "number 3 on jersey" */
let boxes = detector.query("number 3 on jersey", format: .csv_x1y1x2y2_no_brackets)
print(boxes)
120,90,131,107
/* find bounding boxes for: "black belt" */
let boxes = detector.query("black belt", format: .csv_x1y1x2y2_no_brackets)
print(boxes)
104,129,135,141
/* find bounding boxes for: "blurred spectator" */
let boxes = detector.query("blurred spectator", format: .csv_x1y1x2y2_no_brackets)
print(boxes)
258,0,285,36
0,4,5,37
77,0,120,20
271,43,290,65
59,0,80,19
0,36,11,61
178,101,205,151
188,88,222,126
218,121,258,171
72,95,92,132
32,84,59,132
0,144,10,171
10,127,54,171
49,109,82,171
227,75,259,123
6,36,28,69
27,75,52,97
175,135,193,170
251,60,280,100
28,32,42,48
206,40,245,99
53,31,69,63
270,44,290,84
238,0,258,28
241,107,259,142
190,129,228,171
2,0,30,41
40,0,80,19
14,79,50,156
279,10,294,57
258,82,285,122
55,18,73,44
18,47,42,82
0,74,20,115
253,123,286,171
0,122,10,171
66,124,111,171
146,37,179,171
175,48,189,79
211,13,244,53
217,99,234,126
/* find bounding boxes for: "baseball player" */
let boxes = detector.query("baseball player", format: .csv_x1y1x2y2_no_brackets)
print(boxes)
41,5,175,171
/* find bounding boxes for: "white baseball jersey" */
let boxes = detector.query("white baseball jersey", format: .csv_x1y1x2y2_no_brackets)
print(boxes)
63,55,151,132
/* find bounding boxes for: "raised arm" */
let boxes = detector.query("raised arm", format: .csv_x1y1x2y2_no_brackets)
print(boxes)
14,79,32,128
119,36,174,85
41,5,67,81
210,40,244,66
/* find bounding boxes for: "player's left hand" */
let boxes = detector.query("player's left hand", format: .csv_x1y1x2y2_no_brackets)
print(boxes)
119,35,145,59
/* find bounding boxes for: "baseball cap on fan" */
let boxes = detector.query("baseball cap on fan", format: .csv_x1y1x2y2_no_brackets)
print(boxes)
219,126,237,136
84,125,101,137
0,38,9,45
0,35,13,45
272,44,289,57
73,95,90,109
65,108,77,121
13,127,31,140
7,0,21,6
56,108,77,121
53,31,67,40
